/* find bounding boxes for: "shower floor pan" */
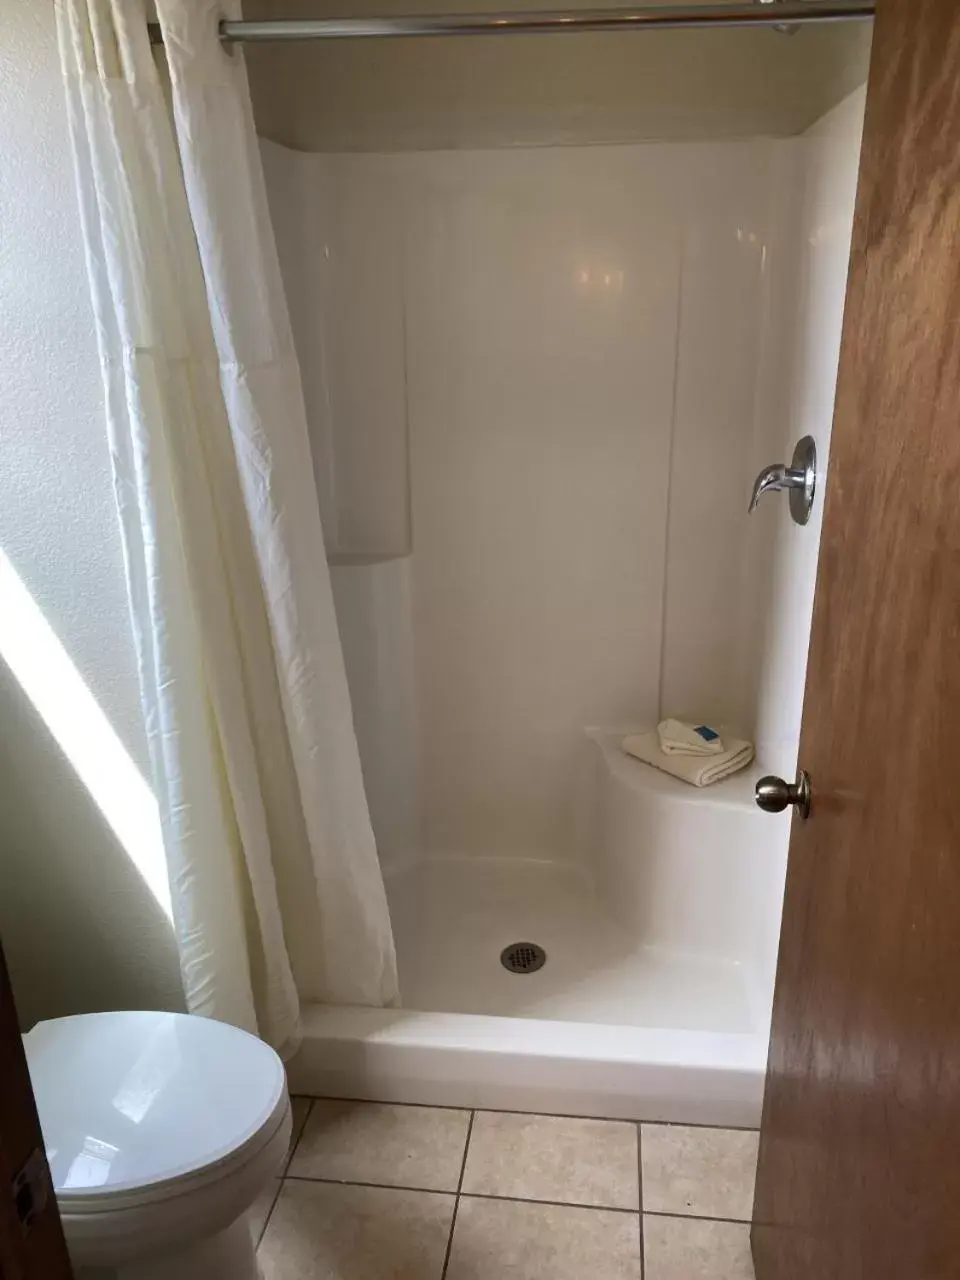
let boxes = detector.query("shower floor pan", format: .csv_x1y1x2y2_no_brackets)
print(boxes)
289,857,770,1127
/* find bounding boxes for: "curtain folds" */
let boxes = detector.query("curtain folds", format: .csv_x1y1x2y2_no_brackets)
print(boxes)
55,0,399,1057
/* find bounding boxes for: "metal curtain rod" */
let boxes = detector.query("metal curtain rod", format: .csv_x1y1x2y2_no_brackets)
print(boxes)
147,1,874,44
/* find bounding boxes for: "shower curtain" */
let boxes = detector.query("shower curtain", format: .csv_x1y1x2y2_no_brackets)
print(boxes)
55,0,399,1057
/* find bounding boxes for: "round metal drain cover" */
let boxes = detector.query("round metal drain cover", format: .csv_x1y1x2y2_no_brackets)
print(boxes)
500,942,547,974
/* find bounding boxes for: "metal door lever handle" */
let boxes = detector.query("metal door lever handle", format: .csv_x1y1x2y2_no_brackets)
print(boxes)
749,463,806,507
748,435,817,526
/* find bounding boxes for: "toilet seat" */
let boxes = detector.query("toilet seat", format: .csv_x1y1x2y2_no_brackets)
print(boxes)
25,1011,289,1213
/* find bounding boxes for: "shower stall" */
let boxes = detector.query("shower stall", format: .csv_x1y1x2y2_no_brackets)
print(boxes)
250,5,869,1126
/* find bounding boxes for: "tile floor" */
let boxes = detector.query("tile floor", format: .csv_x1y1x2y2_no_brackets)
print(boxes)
254,1097,759,1279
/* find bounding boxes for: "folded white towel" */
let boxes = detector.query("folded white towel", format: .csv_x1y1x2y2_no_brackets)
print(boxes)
622,728,754,788
657,718,724,756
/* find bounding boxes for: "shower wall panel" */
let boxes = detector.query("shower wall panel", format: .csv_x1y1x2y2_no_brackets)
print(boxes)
749,87,866,775
263,137,799,864
403,147,679,861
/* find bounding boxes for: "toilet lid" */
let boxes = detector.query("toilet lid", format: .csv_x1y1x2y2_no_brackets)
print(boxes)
25,1011,288,1204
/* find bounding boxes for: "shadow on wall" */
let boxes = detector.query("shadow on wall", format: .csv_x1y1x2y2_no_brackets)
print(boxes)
0,660,184,1029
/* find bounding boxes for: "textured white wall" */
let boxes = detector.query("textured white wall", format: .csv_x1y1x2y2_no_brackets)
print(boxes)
0,0,183,1024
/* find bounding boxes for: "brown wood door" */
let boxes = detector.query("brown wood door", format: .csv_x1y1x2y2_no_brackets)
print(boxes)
0,941,72,1279
752,1,960,1277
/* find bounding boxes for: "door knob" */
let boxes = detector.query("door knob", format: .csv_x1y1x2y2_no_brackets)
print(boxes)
755,770,811,820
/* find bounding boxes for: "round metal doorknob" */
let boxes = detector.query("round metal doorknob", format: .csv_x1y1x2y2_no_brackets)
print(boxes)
755,770,811,820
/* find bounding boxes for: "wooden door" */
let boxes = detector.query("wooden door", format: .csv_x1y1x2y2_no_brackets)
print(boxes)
0,940,72,1279
752,1,960,1277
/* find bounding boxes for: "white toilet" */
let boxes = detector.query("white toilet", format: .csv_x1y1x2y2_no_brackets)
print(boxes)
25,1010,292,1280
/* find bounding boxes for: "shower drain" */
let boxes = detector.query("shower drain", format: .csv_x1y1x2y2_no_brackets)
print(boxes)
500,942,547,974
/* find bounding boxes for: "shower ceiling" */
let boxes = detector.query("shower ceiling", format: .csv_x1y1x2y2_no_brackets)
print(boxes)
245,0,871,150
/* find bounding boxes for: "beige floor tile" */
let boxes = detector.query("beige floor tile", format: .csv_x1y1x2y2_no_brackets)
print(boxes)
288,1098,471,1191
461,1111,639,1210
446,1196,641,1280
259,1180,454,1280
643,1213,754,1279
641,1125,759,1221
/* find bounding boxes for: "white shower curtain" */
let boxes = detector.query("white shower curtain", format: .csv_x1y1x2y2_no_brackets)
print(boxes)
56,0,399,1056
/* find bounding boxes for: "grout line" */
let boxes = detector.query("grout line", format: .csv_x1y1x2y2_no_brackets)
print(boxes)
256,1096,316,1250
284,1174,456,1196
277,1172,750,1229
289,1094,758,1132
290,1094,471,1116
637,1117,760,1133
642,1209,754,1227
257,1096,317,1250
255,1179,283,1249
637,1121,645,1279
440,1110,475,1280
283,1097,314,1176
460,1191,638,1217
281,1174,640,1218
458,1111,475,1191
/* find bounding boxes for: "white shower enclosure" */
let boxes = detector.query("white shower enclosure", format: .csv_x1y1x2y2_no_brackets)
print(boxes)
258,60,866,1125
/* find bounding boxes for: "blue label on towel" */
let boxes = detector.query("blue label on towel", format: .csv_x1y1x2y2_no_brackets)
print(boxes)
695,725,719,741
